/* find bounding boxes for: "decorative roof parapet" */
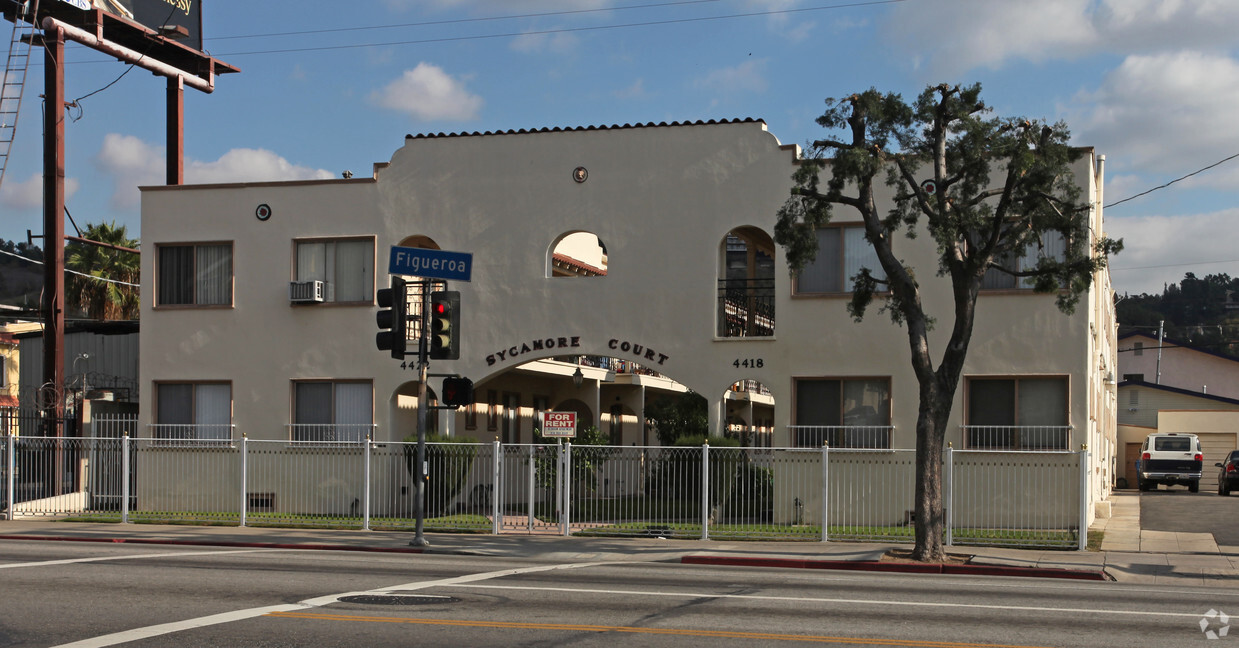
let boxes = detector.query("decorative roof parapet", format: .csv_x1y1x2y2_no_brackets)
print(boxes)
405,117,766,140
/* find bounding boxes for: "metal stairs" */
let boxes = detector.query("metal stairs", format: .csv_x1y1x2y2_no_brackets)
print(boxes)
0,0,40,191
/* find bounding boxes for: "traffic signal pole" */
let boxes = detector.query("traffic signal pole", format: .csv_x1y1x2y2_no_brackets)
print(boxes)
412,280,431,548
379,276,467,548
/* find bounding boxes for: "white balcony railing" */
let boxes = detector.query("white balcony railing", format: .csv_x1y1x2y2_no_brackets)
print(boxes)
961,425,1073,451
788,425,893,449
148,423,235,445
284,423,376,444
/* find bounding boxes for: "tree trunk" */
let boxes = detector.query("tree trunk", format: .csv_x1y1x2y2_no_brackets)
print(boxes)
911,383,951,562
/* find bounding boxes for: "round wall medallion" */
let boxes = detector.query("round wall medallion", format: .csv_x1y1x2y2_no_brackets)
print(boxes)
572,167,588,183
255,204,272,221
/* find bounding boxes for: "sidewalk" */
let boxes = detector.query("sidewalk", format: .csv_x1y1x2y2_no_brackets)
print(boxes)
1,491,1236,586
1090,490,1239,585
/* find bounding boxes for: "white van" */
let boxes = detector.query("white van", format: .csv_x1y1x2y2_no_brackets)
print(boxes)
1137,433,1203,492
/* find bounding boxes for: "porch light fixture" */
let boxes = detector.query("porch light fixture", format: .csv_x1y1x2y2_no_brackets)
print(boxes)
572,367,584,388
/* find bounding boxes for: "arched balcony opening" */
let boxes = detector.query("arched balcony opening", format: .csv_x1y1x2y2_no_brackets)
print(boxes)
549,231,608,278
718,227,774,337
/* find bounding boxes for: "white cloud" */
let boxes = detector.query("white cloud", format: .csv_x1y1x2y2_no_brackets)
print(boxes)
1073,51,1239,184
0,173,79,210
372,63,483,121
613,78,647,100
186,149,336,185
95,134,164,209
95,133,333,209
885,0,1095,75
883,0,1239,76
694,59,769,95
1106,209,1239,295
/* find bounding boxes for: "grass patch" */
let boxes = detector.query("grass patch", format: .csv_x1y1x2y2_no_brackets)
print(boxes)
60,511,493,533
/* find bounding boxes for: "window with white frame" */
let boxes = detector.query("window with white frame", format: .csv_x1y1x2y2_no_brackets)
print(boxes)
154,382,232,441
156,243,233,306
793,377,891,447
794,225,884,294
965,377,1068,449
292,380,373,443
981,231,1066,290
294,238,375,303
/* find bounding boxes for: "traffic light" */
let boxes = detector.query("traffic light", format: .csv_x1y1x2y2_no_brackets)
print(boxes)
428,290,460,360
375,276,408,359
440,377,474,407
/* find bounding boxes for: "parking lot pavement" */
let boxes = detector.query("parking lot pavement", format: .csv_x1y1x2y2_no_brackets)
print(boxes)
1139,488,1239,546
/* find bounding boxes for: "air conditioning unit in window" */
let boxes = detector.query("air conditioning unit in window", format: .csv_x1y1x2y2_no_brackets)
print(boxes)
289,280,328,304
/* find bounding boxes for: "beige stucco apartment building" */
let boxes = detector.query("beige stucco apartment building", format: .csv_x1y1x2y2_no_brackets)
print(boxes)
138,119,1119,513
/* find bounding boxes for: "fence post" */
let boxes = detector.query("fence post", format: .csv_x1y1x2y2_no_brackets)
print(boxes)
562,442,572,537
492,441,501,535
239,434,248,527
121,432,130,524
527,444,535,532
1078,444,1090,551
945,443,954,547
362,433,372,531
820,443,829,543
701,442,710,541
5,432,14,520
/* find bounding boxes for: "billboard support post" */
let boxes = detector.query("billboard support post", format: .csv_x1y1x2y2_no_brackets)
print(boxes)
167,75,183,185
41,25,64,426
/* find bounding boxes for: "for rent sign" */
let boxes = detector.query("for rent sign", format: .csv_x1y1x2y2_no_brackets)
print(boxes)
540,412,577,438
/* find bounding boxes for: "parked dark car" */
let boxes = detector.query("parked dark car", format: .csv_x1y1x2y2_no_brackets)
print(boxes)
1217,450,1239,496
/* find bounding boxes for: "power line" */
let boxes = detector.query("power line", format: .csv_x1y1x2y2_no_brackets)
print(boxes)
0,247,139,287
212,0,908,57
1104,151,1239,209
208,0,730,41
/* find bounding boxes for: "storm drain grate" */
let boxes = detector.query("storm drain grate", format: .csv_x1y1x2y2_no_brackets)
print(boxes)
339,594,461,606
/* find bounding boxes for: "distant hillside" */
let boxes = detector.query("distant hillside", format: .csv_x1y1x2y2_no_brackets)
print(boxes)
1117,272,1239,358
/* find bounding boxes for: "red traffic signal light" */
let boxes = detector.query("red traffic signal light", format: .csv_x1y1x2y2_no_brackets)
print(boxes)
428,291,460,360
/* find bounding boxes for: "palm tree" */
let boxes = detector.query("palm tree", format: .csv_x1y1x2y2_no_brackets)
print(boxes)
65,222,140,320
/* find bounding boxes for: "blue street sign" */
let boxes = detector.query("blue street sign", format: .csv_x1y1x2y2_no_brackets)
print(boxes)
388,246,473,282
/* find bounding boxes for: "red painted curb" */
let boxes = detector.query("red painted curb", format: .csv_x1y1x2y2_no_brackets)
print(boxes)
681,555,1110,581
0,535,425,554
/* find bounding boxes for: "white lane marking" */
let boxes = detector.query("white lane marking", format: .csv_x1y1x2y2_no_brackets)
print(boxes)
452,583,1213,620
51,560,624,648
0,548,285,569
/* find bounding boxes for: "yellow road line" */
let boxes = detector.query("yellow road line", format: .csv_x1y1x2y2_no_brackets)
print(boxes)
266,610,1053,648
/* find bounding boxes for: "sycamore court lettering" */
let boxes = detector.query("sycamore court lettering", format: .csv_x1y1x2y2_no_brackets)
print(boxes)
486,337,670,366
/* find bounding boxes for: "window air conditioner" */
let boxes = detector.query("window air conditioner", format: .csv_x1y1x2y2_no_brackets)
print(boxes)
289,280,327,303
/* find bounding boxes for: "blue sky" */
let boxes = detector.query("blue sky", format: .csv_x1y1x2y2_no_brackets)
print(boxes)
2,0,1237,295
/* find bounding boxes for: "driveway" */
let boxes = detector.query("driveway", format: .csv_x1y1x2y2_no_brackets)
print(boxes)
1138,488,1239,547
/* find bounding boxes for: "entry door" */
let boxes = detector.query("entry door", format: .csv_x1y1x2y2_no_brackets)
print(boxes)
503,392,520,444
1124,443,1142,489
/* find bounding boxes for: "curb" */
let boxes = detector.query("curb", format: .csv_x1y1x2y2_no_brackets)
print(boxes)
0,534,425,554
680,555,1112,581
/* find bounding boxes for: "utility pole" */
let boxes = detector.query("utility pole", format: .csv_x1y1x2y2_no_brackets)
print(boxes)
1156,320,1164,385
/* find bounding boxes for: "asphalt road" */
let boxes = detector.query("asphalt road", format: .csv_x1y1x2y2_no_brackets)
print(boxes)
2,539,1237,648
1138,488,1239,546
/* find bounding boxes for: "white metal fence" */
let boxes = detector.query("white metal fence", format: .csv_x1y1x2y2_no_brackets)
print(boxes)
1,432,1089,549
